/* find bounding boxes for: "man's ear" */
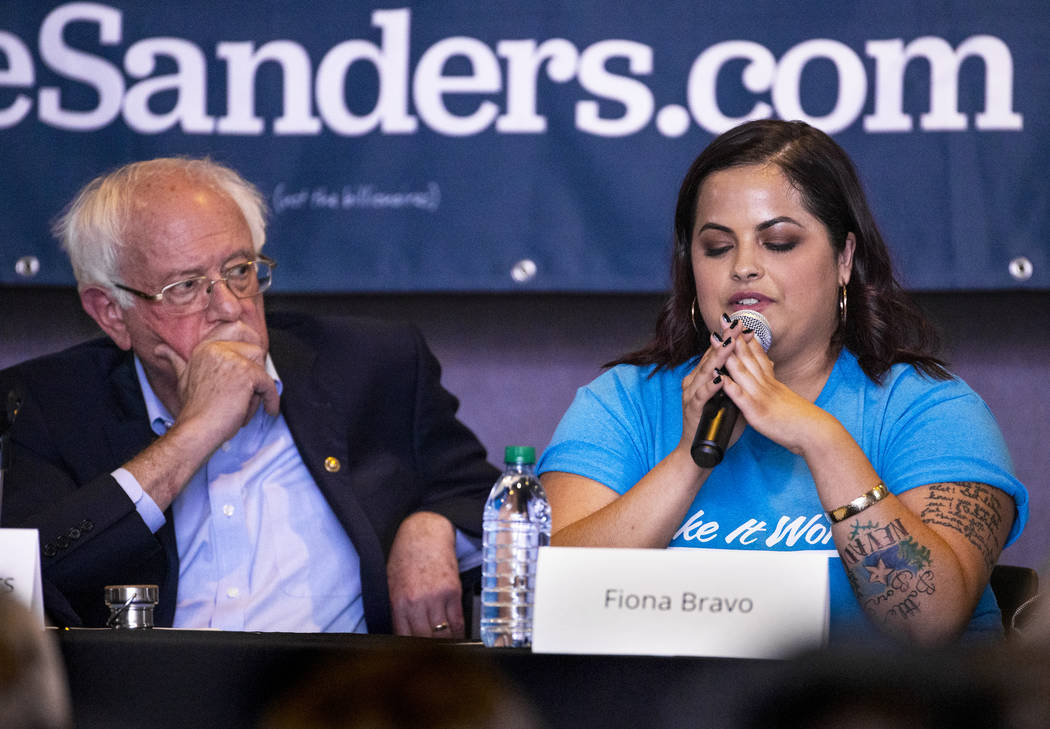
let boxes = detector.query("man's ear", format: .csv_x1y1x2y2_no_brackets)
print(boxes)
80,287,133,350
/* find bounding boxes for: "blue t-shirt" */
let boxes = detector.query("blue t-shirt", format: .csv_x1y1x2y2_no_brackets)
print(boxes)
538,349,1029,642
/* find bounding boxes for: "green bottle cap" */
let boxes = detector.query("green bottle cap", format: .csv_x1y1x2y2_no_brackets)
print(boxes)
504,446,536,464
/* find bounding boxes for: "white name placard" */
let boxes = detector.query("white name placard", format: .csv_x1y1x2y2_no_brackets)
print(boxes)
532,546,829,659
0,528,44,628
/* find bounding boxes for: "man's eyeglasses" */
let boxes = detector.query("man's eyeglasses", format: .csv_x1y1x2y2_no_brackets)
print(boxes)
114,257,276,315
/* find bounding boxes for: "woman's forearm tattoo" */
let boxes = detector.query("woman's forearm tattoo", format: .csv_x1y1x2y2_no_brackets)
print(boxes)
841,518,935,622
918,482,1004,570
840,482,1004,623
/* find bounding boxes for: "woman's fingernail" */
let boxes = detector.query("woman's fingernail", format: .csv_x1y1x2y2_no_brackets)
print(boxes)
713,375,722,385
742,328,753,335
712,331,723,343
721,312,731,324
730,319,739,329
722,336,732,347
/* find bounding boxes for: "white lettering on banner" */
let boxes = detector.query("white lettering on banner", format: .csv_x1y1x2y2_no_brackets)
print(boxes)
37,2,124,131
217,41,322,135
0,30,34,127
315,8,416,136
123,37,214,134
575,40,654,137
674,509,835,547
414,36,502,137
495,39,578,133
0,3,1025,136
864,36,1023,131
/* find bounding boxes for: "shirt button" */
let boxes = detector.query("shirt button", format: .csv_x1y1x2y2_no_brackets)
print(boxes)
226,587,240,599
222,504,235,518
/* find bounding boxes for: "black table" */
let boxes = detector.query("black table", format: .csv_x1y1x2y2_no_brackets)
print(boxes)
56,628,786,729
59,628,1040,729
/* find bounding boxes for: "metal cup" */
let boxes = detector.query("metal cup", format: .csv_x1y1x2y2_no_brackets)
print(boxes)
104,585,159,629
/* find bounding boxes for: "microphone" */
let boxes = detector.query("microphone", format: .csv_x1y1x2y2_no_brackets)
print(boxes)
1,387,21,464
1,389,20,520
690,310,772,468
1,387,20,437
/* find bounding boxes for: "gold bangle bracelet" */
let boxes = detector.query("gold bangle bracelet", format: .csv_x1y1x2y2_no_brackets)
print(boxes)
826,482,889,524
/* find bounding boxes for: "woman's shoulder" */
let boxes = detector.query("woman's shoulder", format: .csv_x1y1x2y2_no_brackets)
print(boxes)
881,360,976,403
837,349,973,401
843,355,998,436
587,359,696,397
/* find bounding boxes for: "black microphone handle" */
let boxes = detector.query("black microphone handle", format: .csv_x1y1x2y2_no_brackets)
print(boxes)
1,388,21,473
690,389,740,468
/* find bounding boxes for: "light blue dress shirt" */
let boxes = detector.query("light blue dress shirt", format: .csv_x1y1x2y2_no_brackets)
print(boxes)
113,356,366,632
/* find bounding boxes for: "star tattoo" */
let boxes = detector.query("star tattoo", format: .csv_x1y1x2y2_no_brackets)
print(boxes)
865,558,893,585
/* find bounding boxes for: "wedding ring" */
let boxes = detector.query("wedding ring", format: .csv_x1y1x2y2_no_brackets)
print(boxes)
432,621,450,632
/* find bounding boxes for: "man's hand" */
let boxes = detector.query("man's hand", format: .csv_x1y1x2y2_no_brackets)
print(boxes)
156,338,279,444
124,335,279,511
387,511,465,639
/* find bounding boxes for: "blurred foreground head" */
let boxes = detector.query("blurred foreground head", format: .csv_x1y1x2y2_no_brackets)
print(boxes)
0,595,72,729
260,644,544,729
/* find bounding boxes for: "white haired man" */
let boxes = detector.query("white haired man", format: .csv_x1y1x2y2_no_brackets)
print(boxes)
0,158,496,637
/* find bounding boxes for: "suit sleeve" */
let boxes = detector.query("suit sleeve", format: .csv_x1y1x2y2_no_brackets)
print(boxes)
0,369,167,627
406,327,498,537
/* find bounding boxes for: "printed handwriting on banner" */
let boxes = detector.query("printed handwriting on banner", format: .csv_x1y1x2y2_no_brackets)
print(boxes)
0,4,1023,137
272,183,441,213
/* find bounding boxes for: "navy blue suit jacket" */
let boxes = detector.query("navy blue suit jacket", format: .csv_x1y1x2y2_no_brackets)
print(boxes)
0,311,497,631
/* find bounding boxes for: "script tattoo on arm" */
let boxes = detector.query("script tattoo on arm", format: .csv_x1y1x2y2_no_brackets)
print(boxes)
840,519,936,623
918,482,1005,570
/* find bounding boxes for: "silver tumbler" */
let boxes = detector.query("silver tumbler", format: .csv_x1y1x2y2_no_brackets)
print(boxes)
104,585,159,629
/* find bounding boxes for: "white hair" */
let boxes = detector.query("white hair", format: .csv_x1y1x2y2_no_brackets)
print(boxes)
52,157,268,308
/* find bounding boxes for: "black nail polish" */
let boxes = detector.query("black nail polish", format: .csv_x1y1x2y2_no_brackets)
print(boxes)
721,312,731,324
722,336,732,347
742,328,753,334
712,331,723,343
713,375,722,385
730,319,739,329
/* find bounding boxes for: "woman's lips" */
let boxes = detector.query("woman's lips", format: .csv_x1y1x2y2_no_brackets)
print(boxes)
728,293,769,311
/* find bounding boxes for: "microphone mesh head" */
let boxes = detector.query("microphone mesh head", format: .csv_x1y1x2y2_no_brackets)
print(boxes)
729,309,772,351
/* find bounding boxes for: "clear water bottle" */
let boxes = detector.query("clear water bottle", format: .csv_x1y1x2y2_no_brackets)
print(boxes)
480,446,551,647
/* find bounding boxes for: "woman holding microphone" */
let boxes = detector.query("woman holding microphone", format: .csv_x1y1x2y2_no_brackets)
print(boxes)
538,120,1027,644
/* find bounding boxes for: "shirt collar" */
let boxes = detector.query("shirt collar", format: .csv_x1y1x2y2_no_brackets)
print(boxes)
133,353,282,436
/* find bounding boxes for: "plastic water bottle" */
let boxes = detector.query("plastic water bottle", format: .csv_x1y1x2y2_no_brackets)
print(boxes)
480,446,551,647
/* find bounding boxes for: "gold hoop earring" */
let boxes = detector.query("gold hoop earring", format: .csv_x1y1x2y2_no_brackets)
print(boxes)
690,297,700,334
839,285,848,325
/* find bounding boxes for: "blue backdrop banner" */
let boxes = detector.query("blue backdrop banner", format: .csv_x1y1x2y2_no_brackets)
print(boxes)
1,1,1047,292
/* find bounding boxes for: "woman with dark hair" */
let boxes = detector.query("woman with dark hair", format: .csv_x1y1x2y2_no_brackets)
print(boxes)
537,119,1027,644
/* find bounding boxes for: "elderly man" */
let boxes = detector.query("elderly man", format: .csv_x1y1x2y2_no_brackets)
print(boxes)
0,158,497,636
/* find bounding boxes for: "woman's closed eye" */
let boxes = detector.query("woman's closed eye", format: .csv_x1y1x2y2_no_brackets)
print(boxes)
764,240,798,253
701,243,733,258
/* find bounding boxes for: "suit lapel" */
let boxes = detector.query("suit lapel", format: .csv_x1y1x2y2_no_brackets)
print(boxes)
103,351,154,466
102,350,179,625
269,326,384,570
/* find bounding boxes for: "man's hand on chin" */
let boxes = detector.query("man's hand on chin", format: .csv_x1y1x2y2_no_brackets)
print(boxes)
387,512,465,639
155,335,278,443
